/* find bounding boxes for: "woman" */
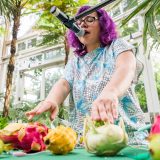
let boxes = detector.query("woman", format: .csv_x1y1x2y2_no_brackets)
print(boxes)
26,6,148,145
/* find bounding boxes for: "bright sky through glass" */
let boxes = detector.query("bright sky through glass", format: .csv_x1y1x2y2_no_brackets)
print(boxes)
18,14,38,38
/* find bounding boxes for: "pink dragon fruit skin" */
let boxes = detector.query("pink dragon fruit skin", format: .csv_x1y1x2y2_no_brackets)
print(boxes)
0,134,18,143
148,115,160,160
16,125,48,152
150,115,160,134
0,122,48,153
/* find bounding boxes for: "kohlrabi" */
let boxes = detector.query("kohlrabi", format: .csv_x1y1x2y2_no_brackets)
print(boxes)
83,117,128,156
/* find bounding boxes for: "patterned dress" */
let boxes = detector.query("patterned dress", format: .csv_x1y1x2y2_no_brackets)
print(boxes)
62,38,148,145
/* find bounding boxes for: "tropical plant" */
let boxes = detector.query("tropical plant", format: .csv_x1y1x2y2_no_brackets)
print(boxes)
8,101,39,123
0,26,4,36
0,90,68,127
121,19,139,37
0,0,52,117
0,93,4,102
0,116,8,129
106,0,160,55
6,99,69,127
154,63,160,99
0,15,5,35
0,0,89,118
121,0,160,53
135,80,148,112
155,73,160,99
34,0,89,65
0,0,33,117
45,67,64,97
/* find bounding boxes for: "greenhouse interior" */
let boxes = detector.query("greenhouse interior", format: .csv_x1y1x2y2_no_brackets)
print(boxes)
0,0,160,159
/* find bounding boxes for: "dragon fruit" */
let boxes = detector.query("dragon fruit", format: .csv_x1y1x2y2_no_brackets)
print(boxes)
0,139,13,154
83,117,128,156
44,125,77,155
0,122,48,153
148,115,160,160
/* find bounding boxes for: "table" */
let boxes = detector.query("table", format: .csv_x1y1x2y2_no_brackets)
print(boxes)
0,146,152,160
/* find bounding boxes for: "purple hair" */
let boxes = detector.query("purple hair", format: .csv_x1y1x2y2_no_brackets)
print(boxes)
67,5,118,57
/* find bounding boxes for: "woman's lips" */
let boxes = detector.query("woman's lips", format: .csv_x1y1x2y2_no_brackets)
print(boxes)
84,31,90,36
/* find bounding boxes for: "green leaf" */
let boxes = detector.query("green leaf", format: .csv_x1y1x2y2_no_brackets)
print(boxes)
120,0,160,54
146,0,160,42
121,0,151,27
143,17,148,52
142,0,160,52
106,0,122,11
0,26,5,35
32,0,89,49
77,0,89,5
52,0,63,6
0,117,9,129
94,120,105,127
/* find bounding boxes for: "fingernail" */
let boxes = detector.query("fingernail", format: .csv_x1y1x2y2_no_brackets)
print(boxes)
28,115,32,120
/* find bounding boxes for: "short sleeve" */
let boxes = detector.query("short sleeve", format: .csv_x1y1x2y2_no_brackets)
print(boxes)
61,58,74,90
112,38,135,59
112,38,144,84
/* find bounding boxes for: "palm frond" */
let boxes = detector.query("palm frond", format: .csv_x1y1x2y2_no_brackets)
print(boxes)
143,17,148,51
143,0,160,51
146,0,160,40
38,33,64,46
0,0,22,20
0,0,12,19
0,26,5,35
119,0,160,54
104,0,122,11
121,0,151,27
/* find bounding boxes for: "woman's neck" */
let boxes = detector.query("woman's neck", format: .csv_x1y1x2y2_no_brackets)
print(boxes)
86,43,101,53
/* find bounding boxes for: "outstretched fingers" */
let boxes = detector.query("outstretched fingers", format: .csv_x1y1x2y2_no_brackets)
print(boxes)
25,101,52,120
50,104,59,121
25,106,40,120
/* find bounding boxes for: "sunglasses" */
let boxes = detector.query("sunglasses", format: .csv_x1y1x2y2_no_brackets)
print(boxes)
76,16,99,26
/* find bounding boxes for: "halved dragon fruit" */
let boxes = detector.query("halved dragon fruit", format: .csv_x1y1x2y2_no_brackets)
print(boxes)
0,122,48,153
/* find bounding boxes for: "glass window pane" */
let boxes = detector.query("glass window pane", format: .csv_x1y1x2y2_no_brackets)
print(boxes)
6,45,11,56
44,47,65,61
28,38,37,48
44,50,56,60
18,42,26,51
45,67,64,97
135,76,148,113
23,69,42,102
29,54,43,66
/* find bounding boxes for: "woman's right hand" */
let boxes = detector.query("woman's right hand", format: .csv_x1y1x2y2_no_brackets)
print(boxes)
25,100,59,121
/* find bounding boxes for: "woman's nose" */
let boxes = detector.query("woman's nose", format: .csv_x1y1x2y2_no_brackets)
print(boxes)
80,21,88,28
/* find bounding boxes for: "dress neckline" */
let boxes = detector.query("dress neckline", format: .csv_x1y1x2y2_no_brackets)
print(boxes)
85,47,104,58
82,47,105,65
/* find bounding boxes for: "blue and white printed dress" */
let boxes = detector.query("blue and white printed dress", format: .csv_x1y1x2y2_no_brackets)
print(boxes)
62,38,148,145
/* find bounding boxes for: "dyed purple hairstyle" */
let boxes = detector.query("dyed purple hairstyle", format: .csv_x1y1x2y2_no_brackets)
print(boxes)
67,5,118,57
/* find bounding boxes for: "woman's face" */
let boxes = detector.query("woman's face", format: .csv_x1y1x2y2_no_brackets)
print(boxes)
76,12,100,48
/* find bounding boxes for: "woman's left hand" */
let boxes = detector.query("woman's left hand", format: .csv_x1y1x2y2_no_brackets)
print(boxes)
91,91,119,123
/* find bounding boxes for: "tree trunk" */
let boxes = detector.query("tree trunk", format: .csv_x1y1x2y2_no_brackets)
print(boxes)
3,12,21,117
64,34,70,65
